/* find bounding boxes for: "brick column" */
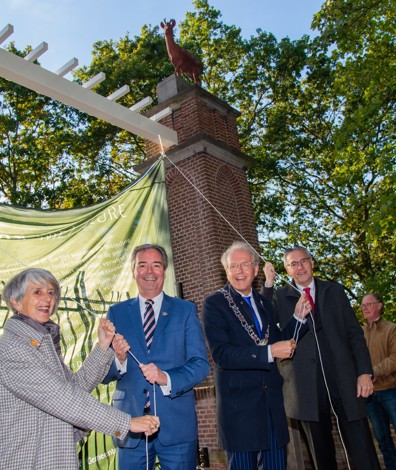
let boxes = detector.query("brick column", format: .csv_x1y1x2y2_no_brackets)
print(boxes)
143,74,261,469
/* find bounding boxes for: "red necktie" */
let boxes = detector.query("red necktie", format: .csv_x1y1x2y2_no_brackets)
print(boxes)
303,287,315,313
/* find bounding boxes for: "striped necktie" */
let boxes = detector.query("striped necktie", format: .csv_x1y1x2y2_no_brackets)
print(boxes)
143,299,155,351
143,299,155,413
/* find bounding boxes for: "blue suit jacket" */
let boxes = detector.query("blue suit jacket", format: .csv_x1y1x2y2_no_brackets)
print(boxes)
103,293,209,448
202,283,308,452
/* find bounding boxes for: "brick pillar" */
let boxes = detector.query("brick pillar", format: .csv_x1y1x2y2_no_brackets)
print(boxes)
143,74,261,469
141,74,368,470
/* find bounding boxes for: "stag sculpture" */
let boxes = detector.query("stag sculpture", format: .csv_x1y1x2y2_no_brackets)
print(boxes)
160,19,203,85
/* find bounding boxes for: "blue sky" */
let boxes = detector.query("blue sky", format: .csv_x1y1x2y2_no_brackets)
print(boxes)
3,0,324,74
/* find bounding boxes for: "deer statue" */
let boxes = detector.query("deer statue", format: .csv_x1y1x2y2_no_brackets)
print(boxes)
160,18,203,86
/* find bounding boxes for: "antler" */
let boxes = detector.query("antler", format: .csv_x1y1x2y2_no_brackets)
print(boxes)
160,18,176,30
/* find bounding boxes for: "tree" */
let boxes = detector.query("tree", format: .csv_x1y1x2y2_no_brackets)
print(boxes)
179,0,246,96
71,24,174,183
1,0,394,317
245,0,396,317
177,0,395,317
0,26,173,208
0,44,86,208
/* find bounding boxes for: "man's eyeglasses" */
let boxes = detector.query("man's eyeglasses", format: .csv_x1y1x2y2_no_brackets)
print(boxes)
285,257,311,269
227,262,256,273
361,301,380,309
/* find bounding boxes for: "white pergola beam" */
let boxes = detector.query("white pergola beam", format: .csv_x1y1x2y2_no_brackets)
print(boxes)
0,48,178,147
107,84,130,102
130,96,153,112
25,41,48,62
55,58,79,77
151,107,172,122
0,24,14,45
82,71,106,89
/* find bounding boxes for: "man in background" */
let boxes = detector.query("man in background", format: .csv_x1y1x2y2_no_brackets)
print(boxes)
362,292,396,469
103,244,209,470
262,246,380,470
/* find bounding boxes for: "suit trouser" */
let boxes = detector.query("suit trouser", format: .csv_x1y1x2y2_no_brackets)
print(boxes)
226,414,286,470
301,395,380,470
301,326,380,470
117,437,197,470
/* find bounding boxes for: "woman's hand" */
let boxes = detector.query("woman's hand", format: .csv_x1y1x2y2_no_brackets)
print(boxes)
97,318,116,350
130,415,160,435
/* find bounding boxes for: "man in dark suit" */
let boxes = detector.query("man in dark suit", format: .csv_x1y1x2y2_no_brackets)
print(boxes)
202,241,311,470
103,244,209,470
262,245,380,470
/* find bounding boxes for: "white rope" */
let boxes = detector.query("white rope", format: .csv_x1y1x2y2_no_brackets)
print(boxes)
310,312,351,469
157,139,300,295
62,298,156,469
145,435,149,470
0,136,351,467
157,135,351,467
291,301,306,346
0,245,28,267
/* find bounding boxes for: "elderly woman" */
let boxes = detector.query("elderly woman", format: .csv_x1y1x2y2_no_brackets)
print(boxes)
0,268,159,469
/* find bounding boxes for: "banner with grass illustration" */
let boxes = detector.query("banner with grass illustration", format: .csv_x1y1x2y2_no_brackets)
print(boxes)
0,158,174,469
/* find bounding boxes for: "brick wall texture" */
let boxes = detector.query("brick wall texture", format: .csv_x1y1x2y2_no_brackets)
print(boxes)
144,79,260,468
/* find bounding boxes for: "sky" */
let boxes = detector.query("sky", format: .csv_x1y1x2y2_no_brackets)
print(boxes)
2,0,324,74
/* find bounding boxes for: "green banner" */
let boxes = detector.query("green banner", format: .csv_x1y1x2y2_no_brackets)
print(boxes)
0,158,174,469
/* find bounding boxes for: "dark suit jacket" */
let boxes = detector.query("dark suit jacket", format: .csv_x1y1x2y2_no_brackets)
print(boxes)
261,278,373,422
103,293,209,448
202,283,308,452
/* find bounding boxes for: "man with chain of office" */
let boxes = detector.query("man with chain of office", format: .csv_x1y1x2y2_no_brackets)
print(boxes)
203,241,310,470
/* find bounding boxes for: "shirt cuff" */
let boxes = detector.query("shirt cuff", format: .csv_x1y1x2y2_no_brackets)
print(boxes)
268,346,274,363
160,371,171,395
294,314,307,323
115,357,127,374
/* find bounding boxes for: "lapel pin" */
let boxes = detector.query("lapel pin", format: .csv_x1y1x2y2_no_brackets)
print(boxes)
162,312,168,316
30,339,40,347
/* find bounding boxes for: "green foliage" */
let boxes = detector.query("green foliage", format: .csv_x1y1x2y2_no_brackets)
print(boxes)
0,26,172,208
0,0,394,318
247,0,396,318
179,0,246,95
0,45,83,207
180,0,395,319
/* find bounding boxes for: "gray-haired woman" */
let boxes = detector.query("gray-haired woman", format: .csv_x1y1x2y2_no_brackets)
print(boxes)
0,268,159,470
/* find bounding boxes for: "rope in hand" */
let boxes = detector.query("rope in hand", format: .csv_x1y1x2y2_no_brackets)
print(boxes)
157,136,352,468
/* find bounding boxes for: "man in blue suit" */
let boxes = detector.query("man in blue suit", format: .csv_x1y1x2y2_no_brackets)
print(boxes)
103,244,209,470
203,241,310,470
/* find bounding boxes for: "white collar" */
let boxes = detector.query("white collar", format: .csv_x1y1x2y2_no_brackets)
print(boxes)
296,279,315,294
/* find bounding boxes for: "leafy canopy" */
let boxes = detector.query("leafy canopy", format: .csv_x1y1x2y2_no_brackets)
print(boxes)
0,0,394,317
